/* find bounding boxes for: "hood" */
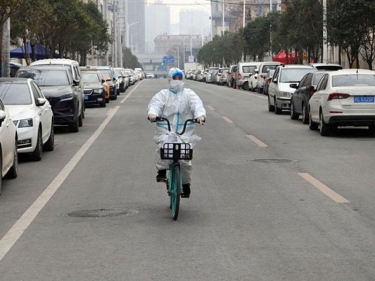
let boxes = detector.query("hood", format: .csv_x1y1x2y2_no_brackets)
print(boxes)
7,105,37,120
278,82,297,93
83,82,102,89
39,85,73,97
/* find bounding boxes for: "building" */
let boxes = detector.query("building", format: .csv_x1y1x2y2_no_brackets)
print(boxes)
210,0,282,37
145,0,170,53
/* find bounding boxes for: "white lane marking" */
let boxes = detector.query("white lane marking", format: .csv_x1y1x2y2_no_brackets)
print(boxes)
207,105,215,111
246,135,268,147
221,116,233,123
120,80,142,104
298,173,350,203
0,106,121,262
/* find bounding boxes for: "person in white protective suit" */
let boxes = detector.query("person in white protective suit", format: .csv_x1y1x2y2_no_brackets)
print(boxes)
147,67,206,198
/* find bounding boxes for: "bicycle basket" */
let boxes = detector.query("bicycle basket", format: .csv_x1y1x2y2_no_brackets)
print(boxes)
160,143,193,160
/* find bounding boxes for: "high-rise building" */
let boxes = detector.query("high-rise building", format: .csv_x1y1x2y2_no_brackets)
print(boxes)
145,0,170,53
124,0,146,54
179,10,210,39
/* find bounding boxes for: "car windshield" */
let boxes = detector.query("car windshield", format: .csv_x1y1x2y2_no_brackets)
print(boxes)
280,68,314,83
98,70,111,79
261,65,278,73
312,73,326,85
332,74,375,87
17,69,70,86
0,83,32,105
242,66,257,73
82,72,100,83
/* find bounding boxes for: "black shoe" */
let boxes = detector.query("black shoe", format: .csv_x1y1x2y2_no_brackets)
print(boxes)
181,183,191,198
156,169,166,182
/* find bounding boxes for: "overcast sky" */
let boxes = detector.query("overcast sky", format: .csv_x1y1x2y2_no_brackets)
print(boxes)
146,0,211,23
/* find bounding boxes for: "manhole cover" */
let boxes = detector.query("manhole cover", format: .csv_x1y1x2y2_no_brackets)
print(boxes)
252,159,293,163
68,208,138,218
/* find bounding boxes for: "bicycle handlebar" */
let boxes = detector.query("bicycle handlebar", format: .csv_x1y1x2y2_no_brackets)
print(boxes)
149,116,203,135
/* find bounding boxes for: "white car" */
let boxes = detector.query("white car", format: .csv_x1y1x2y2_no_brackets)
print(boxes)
268,65,316,114
0,98,18,193
0,78,54,161
309,69,375,136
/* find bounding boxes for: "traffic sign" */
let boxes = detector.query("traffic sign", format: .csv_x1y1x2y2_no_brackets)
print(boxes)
163,56,175,64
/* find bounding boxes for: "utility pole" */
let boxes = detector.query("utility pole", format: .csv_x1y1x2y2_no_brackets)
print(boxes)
222,0,225,35
322,0,328,63
1,16,10,77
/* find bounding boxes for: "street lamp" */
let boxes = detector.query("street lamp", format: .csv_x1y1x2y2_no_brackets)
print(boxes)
126,21,140,50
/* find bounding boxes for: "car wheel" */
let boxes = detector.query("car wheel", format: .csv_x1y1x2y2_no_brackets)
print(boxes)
5,138,18,179
274,98,282,114
308,110,318,130
30,129,43,161
268,96,275,112
43,123,54,152
70,116,79,133
302,104,309,124
319,111,330,136
0,152,2,194
78,112,83,127
100,99,106,107
242,82,249,91
290,101,299,120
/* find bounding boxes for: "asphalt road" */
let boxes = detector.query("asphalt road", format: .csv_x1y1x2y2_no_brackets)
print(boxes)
0,78,374,280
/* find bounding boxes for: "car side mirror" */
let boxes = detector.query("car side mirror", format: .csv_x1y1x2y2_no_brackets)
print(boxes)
0,110,6,126
36,98,47,106
73,79,80,86
101,79,106,83
290,83,298,89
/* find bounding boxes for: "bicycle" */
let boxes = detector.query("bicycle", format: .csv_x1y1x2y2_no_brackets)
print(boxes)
151,116,201,220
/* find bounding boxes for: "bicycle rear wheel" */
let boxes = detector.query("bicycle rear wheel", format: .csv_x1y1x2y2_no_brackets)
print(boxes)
169,164,181,220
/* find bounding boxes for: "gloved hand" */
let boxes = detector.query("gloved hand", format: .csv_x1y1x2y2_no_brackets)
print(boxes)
148,114,158,122
196,115,206,125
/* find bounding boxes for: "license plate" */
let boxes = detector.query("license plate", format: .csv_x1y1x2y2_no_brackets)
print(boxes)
84,95,89,100
354,96,374,103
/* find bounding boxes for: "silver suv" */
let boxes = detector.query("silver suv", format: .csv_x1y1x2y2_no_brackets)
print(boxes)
268,65,315,114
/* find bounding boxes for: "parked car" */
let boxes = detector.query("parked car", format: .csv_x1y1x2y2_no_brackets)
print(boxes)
227,64,237,88
87,66,118,100
113,67,127,93
145,72,156,78
218,68,229,85
255,61,283,93
268,65,316,114
309,69,375,136
310,63,343,71
206,67,219,83
0,78,54,161
16,65,84,132
0,98,18,192
124,69,136,85
235,62,261,90
30,58,85,119
215,68,228,85
263,69,275,96
290,71,326,124
81,71,107,107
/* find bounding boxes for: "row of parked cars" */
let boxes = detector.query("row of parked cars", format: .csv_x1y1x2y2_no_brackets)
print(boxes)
191,61,375,137
0,58,139,192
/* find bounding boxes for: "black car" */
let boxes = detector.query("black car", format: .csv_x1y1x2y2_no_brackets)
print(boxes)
16,65,83,132
81,71,106,107
290,71,326,124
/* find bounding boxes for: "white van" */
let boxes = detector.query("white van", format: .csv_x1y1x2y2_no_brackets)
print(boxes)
234,62,261,90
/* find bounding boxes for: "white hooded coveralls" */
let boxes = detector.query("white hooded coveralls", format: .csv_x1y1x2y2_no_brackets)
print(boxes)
148,84,206,184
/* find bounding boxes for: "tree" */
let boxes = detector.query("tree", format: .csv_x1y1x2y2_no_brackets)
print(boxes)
328,0,372,68
0,0,30,75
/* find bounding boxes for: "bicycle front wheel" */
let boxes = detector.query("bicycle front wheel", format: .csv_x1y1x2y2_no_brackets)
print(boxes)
169,164,181,220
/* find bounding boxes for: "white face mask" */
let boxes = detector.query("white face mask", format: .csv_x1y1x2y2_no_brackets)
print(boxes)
169,80,184,92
